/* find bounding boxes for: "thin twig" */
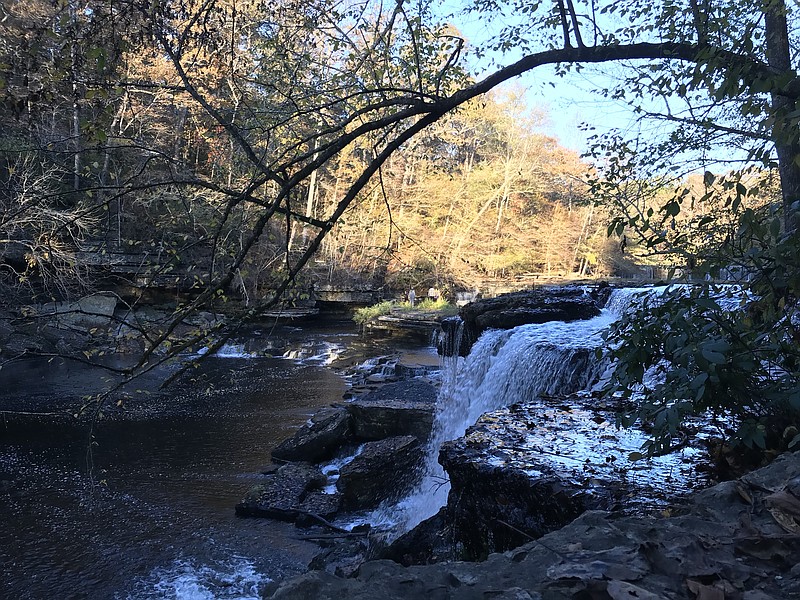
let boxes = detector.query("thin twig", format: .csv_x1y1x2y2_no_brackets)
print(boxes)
495,519,568,559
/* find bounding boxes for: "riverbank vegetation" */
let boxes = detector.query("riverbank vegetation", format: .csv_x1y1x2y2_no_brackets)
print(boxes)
352,298,458,326
1,0,799,458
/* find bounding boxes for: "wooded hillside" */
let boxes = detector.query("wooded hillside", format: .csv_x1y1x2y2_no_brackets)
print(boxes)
0,0,627,311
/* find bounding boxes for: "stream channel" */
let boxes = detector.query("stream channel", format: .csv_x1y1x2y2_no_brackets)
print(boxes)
2,287,707,599
0,320,438,599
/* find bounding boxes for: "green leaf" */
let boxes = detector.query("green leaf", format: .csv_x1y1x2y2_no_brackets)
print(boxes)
701,348,726,364
689,372,709,389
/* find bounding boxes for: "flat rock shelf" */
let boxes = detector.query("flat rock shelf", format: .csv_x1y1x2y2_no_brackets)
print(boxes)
267,450,800,599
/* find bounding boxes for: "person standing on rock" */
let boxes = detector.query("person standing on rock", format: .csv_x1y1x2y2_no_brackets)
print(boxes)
408,288,416,307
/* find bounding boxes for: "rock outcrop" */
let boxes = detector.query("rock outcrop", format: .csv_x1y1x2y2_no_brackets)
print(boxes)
241,380,438,527
271,406,353,463
447,286,604,356
346,399,435,442
438,443,611,560
270,381,437,464
401,394,709,562
266,451,800,599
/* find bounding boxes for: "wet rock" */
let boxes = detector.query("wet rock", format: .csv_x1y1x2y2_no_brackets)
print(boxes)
437,316,465,356
346,380,437,442
357,380,438,404
309,536,374,578
267,452,800,600
439,440,609,560
455,287,601,356
236,462,336,521
381,393,713,564
337,436,424,511
432,395,710,559
347,400,435,443
271,406,352,463
589,281,612,307
295,490,343,523
382,508,460,566
393,362,440,379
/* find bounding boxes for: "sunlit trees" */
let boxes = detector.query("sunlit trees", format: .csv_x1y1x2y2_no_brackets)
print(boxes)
2,0,799,445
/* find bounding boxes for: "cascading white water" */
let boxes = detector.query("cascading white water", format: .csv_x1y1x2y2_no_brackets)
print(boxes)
374,286,657,534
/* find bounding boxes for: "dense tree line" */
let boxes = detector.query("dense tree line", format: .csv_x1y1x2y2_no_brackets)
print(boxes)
2,0,799,456
0,0,617,310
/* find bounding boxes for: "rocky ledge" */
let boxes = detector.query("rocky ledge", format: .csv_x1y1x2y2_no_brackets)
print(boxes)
445,284,611,356
267,450,800,599
382,393,712,566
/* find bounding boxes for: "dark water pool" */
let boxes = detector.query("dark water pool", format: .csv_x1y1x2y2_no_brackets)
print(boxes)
0,321,434,599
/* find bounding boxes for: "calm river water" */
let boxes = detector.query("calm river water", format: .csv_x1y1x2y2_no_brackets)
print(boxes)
0,320,435,599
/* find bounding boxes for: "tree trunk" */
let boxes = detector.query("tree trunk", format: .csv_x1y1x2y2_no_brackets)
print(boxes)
764,0,800,232
69,1,81,191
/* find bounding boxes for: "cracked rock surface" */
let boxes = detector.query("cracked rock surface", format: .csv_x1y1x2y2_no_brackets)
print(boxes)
268,451,800,599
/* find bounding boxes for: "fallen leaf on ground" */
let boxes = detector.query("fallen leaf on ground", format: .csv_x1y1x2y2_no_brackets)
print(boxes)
764,491,800,533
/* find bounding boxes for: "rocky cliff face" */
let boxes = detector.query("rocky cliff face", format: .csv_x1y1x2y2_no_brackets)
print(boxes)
384,392,710,564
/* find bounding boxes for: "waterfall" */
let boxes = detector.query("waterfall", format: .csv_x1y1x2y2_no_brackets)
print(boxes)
373,287,655,534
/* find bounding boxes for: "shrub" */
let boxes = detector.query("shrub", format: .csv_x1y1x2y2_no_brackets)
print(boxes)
352,300,395,324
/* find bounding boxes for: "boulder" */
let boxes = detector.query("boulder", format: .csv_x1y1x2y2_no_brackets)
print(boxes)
381,508,456,566
235,462,340,521
347,401,435,443
271,406,352,463
337,436,424,511
346,380,437,442
308,535,374,578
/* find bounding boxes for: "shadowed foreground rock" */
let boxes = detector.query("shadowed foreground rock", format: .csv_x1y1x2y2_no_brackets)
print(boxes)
346,399,435,442
270,406,352,463
267,451,800,599
431,396,710,560
271,381,437,464
239,380,438,527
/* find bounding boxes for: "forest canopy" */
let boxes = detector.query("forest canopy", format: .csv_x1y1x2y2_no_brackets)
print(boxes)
2,0,796,302
1,0,799,445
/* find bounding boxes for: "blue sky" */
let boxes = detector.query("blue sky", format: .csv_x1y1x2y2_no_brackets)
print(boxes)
438,0,756,171
440,1,642,155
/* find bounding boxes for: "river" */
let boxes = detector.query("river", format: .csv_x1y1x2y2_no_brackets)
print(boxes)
0,319,436,599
